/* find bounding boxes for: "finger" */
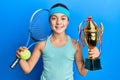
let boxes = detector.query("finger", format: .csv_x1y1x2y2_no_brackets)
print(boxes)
89,48,95,52
22,46,28,49
18,46,28,51
91,53,100,59
89,55,93,59
92,55,97,59
16,51,21,58
88,51,95,55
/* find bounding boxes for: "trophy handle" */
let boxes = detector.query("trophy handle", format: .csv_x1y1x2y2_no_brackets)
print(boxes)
78,21,85,47
99,22,104,54
100,22,104,35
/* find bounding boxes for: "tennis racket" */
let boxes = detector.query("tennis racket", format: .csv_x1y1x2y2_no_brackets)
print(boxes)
10,9,52,69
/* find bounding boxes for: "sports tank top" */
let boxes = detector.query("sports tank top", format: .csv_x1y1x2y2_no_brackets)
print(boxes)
40,35,76,80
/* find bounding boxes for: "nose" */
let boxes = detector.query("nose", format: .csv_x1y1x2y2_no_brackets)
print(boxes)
56,18,62,25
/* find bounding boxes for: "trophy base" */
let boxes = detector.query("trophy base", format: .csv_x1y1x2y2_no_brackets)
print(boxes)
85,58,102,71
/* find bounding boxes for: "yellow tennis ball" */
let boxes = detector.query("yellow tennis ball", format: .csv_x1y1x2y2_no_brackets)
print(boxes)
20,50,31,60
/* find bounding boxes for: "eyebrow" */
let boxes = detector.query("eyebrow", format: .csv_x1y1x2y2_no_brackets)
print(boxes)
51,14,67,18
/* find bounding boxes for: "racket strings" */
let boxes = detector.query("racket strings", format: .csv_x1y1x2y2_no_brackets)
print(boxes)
30,9,51,41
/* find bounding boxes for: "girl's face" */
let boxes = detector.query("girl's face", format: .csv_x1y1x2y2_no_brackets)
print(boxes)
50,13,69,34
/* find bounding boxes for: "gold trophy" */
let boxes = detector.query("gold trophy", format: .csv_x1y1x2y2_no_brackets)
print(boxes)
79,16,104,70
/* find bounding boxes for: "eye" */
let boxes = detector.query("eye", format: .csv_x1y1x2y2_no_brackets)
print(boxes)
61,17,66,20
50,16,57,20
61,16,67,20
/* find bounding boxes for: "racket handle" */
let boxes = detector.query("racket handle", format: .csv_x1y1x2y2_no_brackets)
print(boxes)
10,58,20,69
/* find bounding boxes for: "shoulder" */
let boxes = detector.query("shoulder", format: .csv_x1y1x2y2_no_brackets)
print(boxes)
71,38,80,46
71,38,78,44
70,38,82,51
37,41,46,46
34,40,47,52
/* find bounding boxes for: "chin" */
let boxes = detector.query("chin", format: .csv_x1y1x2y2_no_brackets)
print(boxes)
55,30,65,33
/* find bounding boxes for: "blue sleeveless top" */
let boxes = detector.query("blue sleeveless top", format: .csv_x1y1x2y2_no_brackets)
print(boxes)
41,36,76,80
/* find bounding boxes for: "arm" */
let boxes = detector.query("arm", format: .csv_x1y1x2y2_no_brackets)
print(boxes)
74,42,88,76
17,42,45,74
74,41,100,76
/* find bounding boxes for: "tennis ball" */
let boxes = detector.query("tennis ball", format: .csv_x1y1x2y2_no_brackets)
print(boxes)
20,50,31,60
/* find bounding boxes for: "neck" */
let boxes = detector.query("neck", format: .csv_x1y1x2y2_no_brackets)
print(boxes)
51,33,67,41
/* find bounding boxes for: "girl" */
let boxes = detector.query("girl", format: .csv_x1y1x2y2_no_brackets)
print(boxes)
16,3,100,80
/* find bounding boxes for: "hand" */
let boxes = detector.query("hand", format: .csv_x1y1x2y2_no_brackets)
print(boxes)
16,46,28,58
88,47,100,59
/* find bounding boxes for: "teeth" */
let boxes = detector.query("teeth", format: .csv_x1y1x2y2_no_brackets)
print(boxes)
56,26,62,30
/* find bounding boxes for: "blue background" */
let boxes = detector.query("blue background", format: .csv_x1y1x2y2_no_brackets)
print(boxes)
0,0,120,80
